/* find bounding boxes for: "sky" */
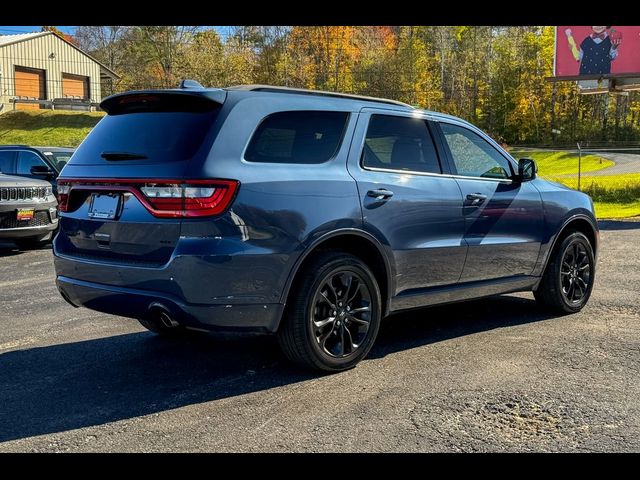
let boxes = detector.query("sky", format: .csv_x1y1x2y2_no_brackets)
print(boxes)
0,26,77,35
0,26,227,36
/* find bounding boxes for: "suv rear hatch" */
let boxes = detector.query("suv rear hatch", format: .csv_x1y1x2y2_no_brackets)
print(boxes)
56,89,237,265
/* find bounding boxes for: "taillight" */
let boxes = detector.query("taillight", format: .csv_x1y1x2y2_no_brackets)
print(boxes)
55,179,239,218
56,182,71,212
139,180,238,217
139,184,183,213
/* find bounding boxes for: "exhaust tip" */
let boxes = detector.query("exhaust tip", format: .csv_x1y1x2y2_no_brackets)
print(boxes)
148,303,180,329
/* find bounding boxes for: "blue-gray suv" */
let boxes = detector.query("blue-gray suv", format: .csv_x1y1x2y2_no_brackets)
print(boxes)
53,84,598,371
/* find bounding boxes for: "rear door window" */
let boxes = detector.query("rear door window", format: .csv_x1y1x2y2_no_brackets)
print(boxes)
245,111,349,164
16,150,48,175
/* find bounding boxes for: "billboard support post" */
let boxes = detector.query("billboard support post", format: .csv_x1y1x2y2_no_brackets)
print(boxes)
577,142,582,192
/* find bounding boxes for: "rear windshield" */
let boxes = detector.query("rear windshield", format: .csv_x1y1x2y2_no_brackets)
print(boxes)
72,109,219,163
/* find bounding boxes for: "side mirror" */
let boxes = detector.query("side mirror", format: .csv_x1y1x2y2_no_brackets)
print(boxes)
30,165,56,178
516,158,537,182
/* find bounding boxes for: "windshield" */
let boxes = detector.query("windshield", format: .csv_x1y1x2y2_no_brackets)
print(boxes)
44,152,74,172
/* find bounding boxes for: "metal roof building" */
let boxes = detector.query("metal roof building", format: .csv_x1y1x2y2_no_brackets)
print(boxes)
0,31,119,114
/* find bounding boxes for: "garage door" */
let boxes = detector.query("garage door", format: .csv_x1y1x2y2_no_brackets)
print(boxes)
14,66,46,110
62,73,89,99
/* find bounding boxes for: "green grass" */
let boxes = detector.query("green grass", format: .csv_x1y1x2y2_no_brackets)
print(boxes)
509,149,614,176
0,110,104,147
593,201,640,219
512,149,640,219
558,174,640,219
559,173,640,201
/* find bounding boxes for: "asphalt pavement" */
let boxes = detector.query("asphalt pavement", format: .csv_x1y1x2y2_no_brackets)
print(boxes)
0,221,638,452
583,151,640,176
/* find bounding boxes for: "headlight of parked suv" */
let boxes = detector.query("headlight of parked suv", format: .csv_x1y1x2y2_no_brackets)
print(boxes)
45,187,53,197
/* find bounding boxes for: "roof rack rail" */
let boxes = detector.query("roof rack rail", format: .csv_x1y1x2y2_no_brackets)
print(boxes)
226,85,413,108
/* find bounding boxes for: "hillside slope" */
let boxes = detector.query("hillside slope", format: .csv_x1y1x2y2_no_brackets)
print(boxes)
0,110,104,147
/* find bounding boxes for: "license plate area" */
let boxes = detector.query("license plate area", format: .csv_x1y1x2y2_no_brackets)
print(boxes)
88,193,122,220
17,209,34,221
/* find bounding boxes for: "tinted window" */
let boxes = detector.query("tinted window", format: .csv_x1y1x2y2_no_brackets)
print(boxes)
440,123,512,179
0,151,15,174
72,110,219,164
46,152,73,172
16,150,47,175
245,111,348,164
362,115,441,174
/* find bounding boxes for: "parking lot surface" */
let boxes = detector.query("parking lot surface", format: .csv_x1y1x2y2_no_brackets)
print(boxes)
0,220,638,452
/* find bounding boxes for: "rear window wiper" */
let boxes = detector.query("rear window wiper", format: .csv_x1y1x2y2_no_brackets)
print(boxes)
101,151,148,161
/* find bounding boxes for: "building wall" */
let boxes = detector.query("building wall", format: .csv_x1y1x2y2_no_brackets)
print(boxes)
0,33,102,114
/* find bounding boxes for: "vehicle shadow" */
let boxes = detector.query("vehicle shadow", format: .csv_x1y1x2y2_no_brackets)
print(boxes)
0,242,52,257
598,219,640,231
0,241,22,257
0,294,555,443
370,295,552,359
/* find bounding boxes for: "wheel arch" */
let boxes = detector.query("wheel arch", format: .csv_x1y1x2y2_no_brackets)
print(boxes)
535,213,598,289
279,229,395,323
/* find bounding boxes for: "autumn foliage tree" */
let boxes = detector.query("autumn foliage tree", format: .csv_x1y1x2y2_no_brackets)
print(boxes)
75,25,640,144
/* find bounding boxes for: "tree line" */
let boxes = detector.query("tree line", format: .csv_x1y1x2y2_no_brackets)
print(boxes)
73,26,640,145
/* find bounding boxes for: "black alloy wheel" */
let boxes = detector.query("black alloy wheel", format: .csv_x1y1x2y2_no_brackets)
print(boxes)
278,251,382,372
534,231,595,314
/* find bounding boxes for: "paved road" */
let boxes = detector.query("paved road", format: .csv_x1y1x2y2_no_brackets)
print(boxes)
0,222,639,452
583,151,640,176
515,148,640,178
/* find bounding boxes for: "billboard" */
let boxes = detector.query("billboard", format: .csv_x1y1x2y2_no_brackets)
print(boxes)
555,26,640,78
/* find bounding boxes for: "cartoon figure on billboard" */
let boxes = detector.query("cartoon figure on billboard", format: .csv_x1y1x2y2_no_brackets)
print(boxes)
565,26,623,75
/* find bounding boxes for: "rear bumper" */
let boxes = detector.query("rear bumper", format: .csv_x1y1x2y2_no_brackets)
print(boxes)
56,275,284,333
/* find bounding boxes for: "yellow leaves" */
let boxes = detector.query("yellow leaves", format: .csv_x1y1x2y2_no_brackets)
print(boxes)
105,25,640,143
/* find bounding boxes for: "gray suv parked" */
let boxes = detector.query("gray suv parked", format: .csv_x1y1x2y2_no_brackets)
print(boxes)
53,84,598,371
0,145,75,191
0,173,58,248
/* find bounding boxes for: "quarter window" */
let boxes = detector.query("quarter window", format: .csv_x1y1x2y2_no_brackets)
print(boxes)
362,115,441,174
440,123,512,179
245,111,349,164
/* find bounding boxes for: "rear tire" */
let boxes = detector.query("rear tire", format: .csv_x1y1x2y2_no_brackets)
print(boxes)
534,231,595,314
277,251,382,372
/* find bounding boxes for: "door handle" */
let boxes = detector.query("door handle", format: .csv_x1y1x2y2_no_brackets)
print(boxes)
465,193,487,206
367,188,394,200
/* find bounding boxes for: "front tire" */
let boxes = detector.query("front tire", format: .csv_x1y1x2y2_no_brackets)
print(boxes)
278,251,382,372
534,231,595,314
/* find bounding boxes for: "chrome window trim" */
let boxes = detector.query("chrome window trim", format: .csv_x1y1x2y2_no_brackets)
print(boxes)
360,165,514,184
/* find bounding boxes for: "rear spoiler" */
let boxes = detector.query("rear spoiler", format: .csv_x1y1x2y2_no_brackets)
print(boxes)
100,89,227,115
